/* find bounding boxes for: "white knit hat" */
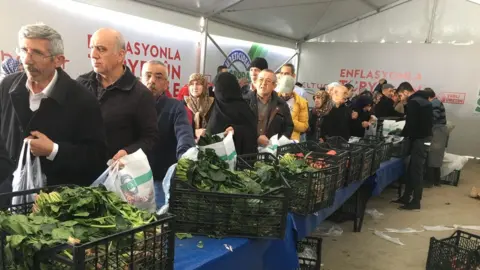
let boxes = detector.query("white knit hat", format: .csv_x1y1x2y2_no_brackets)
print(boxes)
277,75,295,94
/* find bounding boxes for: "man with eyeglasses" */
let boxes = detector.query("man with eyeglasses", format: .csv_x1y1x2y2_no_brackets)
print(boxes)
77,28,158,161
0,23,107,188
244,69,293,147
140,60,194,207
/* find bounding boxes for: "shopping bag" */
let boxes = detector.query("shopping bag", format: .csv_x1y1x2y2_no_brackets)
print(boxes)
440,153,469,177
258,134,293,156
365,116,377,137
92,149,156,213
198,131,237,170
11,139,46,206
156,163,176,215
382,120,405,137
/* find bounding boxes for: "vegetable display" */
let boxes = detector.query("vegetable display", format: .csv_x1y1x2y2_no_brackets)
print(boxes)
176,149,282,195
0,186,158,270
172,150,288,238
197,133,223,146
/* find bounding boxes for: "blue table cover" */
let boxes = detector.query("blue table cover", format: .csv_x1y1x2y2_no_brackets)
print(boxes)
371,158,405,196
174,158,405,270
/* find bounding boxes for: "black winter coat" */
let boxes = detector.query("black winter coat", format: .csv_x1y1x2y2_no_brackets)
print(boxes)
402,91,433,139
320,104,354,140
0,69,108,187
244,91,294,139
77,67,159,157
350,109,371,137
375,95,404,118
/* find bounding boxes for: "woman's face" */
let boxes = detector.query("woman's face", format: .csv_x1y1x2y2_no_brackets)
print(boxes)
314,97,323,108
189,80,204,97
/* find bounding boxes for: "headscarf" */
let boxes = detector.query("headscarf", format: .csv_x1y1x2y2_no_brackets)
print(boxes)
206,72,256,134
184,73,214,129
313,90,333,117
1,58,21,75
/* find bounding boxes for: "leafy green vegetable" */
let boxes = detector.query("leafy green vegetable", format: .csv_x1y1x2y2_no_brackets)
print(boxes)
197,241,204,248
197,133,223,146
176,233,193,240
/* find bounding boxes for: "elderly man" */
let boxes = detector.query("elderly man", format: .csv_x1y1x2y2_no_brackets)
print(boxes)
278,63,307,99
277,75,308,142
0,23,107,187
244,69,293,147
375,83,404,118
77,28,158,160
140,60,195,206
241,57,268,96
320,84,358,140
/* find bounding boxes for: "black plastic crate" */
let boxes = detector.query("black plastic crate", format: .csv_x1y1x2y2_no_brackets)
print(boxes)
426,230,480,270
0,186,175,270
351,137,391,175
441,170,461,187
323,137,365,184
170,153,290,238
327,182,372,232
278,143,346,190
297,236,322,270
390,138,409,158
360,149,375,180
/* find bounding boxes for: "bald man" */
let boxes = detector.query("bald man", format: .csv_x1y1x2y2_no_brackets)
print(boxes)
77,28,158,161
320,84,358,140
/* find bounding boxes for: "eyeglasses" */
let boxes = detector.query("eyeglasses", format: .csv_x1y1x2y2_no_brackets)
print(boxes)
257,78,274,85
16,47,54,61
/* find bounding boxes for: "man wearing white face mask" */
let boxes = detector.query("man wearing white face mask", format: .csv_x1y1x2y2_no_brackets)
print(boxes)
183,73,214,139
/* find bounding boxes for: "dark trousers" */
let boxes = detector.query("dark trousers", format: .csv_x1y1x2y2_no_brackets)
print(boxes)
403,138,428,203
426,167,441,186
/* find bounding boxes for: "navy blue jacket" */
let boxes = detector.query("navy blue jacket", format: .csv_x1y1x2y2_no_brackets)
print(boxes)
151,94,195,181
431,98,447,125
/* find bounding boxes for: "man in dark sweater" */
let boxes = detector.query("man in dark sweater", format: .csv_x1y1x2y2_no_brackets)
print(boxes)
141,61,195,207
393,89,433,210
77,28,159,161
320,84,358,140
375,84,404,118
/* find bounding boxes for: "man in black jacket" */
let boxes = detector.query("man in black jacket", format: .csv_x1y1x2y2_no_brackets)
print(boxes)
375,84,404,118
393,89,433,210
244,69,293,146
77,28,159,160
0,23,107,187
141,60,195,206
320,84,358,140
241,57,268,96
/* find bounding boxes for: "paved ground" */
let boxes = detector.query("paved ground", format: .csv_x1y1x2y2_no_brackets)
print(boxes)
319,160,480,270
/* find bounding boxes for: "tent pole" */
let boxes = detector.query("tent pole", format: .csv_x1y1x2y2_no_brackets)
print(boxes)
274,52,298,73
199,17,208,75
426,0,439,44
294,42,301,81
207,33,241,72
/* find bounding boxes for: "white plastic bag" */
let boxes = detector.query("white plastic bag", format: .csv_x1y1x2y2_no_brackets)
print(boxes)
258,134,293,156
365,116,377,136
156,163,176,215
441,153,469,177
199,132,237,170
11,139,46,205
92,149,156,213
382,120,405,137
373,230,405,246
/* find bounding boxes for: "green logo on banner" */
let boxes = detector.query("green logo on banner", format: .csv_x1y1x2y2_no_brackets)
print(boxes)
476,89,480,113
224,44,268,81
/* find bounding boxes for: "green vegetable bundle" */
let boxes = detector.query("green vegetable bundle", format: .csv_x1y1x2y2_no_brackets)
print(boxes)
176,149,281,195
197,133,223,146
0,186,157,269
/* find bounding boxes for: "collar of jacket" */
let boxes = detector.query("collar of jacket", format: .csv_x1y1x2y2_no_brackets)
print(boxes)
9,68,70,105
87,66,137,91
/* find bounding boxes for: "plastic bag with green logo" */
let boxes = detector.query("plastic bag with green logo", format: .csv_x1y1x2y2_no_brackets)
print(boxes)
91,149,156,213
198,131,237,170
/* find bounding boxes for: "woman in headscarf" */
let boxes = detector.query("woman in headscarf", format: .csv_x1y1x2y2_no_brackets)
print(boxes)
0,58,22,82
350,95,374,137
206,72,257,155
184,73,214,139
307,90,332,142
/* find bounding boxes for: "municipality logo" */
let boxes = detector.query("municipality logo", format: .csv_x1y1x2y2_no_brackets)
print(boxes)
224,49,251,79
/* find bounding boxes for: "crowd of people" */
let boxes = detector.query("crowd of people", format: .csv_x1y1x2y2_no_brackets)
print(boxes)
0,23,447,211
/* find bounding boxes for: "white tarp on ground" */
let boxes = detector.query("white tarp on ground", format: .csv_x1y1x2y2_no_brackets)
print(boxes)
297,42,480,157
